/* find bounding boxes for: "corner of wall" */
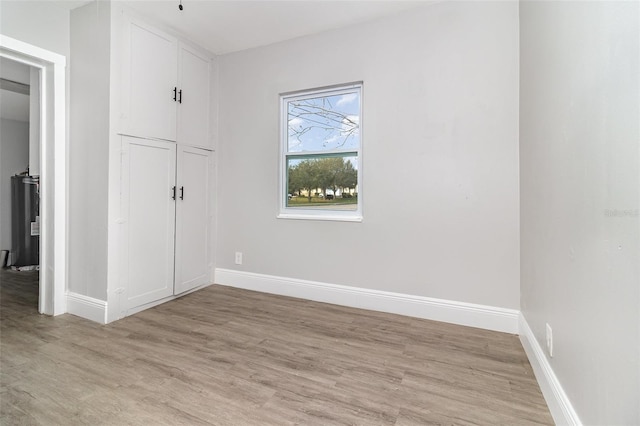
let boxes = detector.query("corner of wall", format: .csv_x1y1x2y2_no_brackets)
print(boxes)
518,313,582,426
66,292,108,325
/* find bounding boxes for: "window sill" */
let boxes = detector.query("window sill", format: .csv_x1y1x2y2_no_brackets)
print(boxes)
277,212,363,222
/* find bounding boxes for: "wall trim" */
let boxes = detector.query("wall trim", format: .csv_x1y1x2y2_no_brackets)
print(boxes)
215,268,519,334
123,282,214,319
66,292,107,324
519,314,582,426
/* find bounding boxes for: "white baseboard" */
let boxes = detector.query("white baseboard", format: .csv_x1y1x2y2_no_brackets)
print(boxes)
519,314,582,425
66,292,107,324
124,281,214,318
215,268,519,334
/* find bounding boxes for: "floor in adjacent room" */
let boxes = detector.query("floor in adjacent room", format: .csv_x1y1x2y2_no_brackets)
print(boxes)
0,268,553,425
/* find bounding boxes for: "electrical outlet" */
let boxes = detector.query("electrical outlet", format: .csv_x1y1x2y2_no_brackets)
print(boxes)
546,323,553,357
234,252,243,265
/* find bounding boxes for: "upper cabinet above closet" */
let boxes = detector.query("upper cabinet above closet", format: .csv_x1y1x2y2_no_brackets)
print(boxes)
120,14,211,149
177,44,211,149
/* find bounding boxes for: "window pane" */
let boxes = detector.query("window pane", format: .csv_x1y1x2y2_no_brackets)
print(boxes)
287,91,360,153
286,155,358,210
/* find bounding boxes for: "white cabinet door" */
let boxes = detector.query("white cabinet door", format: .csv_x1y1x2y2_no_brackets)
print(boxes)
123,137,177,310
121,17,178,141
174,146,211,294
177,44,210,149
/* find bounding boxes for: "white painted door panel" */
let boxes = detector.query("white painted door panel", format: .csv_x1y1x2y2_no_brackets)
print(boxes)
174,146,210,294
123,137,176,310
122,17,177,141
177,44,210,149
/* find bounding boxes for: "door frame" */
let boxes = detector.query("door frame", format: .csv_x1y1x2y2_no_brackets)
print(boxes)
0,35,67,315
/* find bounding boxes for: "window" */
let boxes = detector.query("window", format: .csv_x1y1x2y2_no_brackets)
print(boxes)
279,83,362,221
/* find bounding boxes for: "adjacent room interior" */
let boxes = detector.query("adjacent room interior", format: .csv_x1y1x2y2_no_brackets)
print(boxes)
0,1,637,425
0,56,41,314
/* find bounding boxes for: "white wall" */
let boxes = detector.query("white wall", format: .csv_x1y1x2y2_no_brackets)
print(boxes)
0,1,70,58
217,1,520,308
0,56,30,84
0,118,29,254
0,90,28,121
520,1,639,424
68,1,111,300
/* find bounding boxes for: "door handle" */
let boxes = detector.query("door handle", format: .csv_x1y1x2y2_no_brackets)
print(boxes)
171,186,176,200
180,186,184,200
178,89,182,104
173,87,177,102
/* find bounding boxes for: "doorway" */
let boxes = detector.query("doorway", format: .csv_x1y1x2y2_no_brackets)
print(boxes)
0,57,39,309
0,35,67,316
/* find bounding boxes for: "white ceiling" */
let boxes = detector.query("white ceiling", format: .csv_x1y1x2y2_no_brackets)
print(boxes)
62,1,433,55
2,1,432,121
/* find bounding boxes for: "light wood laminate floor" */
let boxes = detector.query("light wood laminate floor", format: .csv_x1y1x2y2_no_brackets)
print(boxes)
1,269,553,425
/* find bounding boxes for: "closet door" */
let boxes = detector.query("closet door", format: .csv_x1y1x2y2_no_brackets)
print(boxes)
121,16,178,141
177,43,210,149
123,137,177,310
174,146,211,294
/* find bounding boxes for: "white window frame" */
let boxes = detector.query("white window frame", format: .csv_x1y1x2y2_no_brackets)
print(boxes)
278,82,363,222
